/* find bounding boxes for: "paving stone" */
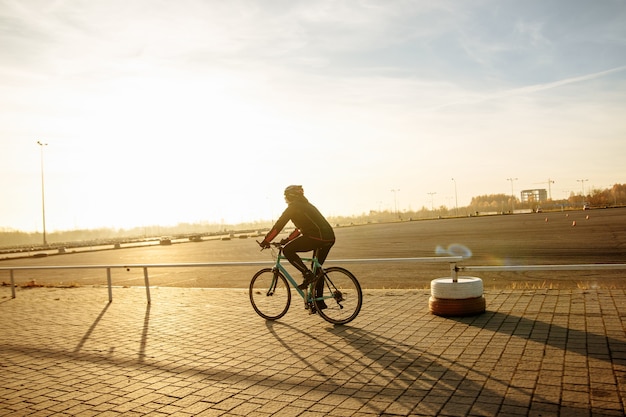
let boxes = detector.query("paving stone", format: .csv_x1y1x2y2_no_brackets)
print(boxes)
1,287,625,416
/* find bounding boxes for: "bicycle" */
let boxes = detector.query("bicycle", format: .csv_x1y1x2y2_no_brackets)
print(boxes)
249,242,363,325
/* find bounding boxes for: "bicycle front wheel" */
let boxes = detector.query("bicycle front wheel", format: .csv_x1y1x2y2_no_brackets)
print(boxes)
249,268,291,320
315,267,362,325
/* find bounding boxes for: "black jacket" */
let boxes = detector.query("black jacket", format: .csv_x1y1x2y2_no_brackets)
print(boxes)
264,198,335,243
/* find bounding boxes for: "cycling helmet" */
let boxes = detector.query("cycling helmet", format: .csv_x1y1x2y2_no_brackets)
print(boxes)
284,185,304,198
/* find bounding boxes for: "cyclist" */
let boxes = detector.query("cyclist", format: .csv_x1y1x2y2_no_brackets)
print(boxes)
259,185,335,289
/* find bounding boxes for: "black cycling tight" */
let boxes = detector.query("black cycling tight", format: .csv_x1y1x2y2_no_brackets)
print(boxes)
283,236,335,275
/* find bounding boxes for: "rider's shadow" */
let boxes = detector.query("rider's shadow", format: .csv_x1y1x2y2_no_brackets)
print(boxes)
325,325,530,416
265,320,530,416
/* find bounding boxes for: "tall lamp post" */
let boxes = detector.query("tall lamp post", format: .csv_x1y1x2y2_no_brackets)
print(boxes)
507,177,518,212
36,141,48,246
547,178,555,200
427,192,437,212
451,178,458,216
391,189,400,219
577,179,589,208
577,179,588,197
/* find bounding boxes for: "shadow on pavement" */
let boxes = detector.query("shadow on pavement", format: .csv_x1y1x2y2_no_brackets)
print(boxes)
139,304,151,362
451,311,617,362
73,303,111,353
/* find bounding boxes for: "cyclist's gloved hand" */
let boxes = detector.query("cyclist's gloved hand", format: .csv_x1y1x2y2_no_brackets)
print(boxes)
279,238,290,245
259,240,270,249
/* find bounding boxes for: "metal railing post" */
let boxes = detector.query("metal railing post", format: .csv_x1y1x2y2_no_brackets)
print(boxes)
10,269,16,299
143,267,151,304
106,268,112,303
450,263,458,283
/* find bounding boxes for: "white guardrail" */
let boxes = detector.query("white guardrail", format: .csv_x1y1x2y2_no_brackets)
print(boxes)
2,258,626,303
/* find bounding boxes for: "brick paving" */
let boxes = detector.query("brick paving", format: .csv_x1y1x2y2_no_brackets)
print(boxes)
1,286,625,416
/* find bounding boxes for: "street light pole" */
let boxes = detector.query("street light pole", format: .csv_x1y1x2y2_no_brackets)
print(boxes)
577,179,588,197
507,177,518,212
36,141,48,246
390,189,400,219
427,192,437,212
547,178,554,200
577,179,589,208
451,178,458,216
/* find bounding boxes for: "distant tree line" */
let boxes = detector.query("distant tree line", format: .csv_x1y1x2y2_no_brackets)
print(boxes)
335,183,626,224
466,183,626,213
1,184,624,249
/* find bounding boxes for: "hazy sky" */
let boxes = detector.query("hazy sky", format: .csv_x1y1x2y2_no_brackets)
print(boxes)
1,0,625,232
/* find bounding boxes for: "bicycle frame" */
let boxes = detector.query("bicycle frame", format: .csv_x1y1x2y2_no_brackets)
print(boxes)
270,247,322,302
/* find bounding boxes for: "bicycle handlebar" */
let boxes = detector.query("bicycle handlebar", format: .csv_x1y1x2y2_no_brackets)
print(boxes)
256,240,283,250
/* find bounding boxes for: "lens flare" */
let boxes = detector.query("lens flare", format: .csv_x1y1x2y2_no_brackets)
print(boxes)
435,243,472,259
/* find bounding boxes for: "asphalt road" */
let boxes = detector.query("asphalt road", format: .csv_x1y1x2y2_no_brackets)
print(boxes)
2,208,625,290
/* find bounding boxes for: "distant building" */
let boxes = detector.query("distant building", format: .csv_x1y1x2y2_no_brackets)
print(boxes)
521,189,548,203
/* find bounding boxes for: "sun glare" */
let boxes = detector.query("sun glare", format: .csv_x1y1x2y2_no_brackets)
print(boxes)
33,71,308,231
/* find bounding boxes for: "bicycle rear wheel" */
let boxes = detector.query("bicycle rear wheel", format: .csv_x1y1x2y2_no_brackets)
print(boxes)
249,268,291,320
314,267,362,325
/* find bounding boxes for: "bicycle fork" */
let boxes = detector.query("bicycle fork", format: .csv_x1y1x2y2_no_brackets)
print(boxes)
266,267,280,297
